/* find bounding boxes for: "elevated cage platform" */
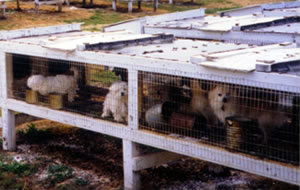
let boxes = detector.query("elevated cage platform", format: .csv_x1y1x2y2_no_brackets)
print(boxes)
0,22,299,189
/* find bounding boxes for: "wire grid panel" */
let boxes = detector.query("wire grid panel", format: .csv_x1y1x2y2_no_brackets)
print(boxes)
139,71,299,166
9,53,129,124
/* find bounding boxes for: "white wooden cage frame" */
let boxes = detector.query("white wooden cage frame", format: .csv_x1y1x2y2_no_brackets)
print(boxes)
0,25,299,189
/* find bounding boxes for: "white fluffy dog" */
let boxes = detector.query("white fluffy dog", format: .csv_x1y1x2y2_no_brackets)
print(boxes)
208,85,290,143
101,81,128,123
27,67,79,102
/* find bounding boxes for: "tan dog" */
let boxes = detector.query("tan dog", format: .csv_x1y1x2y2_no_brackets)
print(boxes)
187,79,218,127
208,85,290,143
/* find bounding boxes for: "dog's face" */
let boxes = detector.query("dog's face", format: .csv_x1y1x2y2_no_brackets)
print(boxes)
27,75,45,89
110,81,128,100
209,85,234,112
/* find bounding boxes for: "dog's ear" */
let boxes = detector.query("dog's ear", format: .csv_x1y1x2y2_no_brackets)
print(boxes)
109,82,118,92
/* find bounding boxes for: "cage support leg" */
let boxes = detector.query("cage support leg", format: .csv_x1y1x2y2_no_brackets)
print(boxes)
2,109,16,151
128,0,132,13
112,0,116,10
123,140,141,190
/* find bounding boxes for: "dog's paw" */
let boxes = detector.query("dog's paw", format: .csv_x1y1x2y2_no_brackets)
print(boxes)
101,112,109,118
114,115,125,123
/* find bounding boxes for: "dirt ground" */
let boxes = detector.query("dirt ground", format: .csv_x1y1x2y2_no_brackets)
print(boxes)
0,117,298,190
1,0,288,30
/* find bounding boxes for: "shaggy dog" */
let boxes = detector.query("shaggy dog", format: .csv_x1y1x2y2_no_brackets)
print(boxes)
27,67,79,102
208,85,290,143
101,81,128,123
187,79,218,127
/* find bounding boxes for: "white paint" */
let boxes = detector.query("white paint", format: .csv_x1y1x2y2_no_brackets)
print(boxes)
2,108,16,151
0,24,81,40
128,0,132,12
145,8,205,25
128,69,139,129
112,0,116,10
123,140,141,190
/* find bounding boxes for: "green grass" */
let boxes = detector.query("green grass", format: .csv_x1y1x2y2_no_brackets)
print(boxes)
74,177,89,186
205,6,241,14
0,154,38,190
64,10,132,26
46,164,73,186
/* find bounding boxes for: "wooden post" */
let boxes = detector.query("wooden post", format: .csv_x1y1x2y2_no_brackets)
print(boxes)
123,140,141,190
153,0,158,12
2,109,16,151
58,1,62,12
16,0,21,11
128,0,132,13
0,2,6,19
35,3,39,13
5,53,13,98
137,0,141,10
112,0,116,10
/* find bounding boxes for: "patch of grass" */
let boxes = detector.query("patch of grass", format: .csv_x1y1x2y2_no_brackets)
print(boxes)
74,177,89,186
46,164,73,186
205,6,241,14
0,154,38,190
17,123,52,143
64,10,132,26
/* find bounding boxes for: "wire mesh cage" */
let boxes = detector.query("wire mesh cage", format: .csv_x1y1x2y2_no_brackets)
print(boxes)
139,71,299,165
9,53,128,124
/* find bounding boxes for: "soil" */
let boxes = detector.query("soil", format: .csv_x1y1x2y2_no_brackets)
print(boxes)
0,117,298,190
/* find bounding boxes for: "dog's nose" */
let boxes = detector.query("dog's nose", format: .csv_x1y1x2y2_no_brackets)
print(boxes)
121,92,125,96
223,97,227,103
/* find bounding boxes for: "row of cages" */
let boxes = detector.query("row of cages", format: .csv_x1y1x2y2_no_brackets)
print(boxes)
7,53,300,165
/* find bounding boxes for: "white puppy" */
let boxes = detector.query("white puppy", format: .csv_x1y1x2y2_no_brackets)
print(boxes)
101,81,128,123
208,85,290,143
27,67,79,102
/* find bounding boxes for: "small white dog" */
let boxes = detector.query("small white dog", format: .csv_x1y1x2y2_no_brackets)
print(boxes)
101,81,128,123
27,67,79,102
208,85,291,143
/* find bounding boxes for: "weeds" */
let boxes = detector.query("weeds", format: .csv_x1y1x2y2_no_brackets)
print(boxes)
46,164,73,186
64,10,132,26
0,154,37,190
17,123,52,143
74,177,89,186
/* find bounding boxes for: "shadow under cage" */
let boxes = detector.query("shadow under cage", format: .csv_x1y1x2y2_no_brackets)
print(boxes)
139,71,299,165
10,53,128,124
